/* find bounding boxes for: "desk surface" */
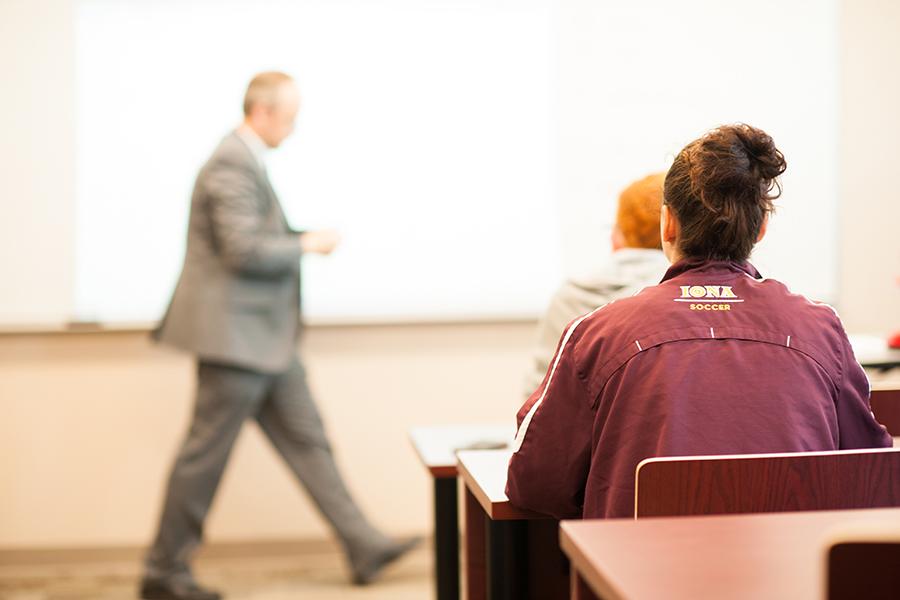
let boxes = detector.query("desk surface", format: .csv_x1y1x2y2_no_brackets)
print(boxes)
560,507,900,600
851,334,900,370
456,449,548,520
871,380,900,391
408,424,514,478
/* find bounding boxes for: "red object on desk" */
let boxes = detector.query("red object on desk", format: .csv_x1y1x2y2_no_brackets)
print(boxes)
888,332,900,349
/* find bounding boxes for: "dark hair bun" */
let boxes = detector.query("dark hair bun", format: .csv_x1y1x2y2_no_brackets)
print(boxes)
664,123,787,261
688,123,787,214
731,123,787,193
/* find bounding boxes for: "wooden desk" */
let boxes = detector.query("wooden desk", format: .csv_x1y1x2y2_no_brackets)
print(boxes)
408,425,512,600
560,507,900,600
457,449,568,600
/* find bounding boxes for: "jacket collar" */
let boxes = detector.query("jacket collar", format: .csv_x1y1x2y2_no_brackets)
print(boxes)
660,258,762,283
234,126,268,171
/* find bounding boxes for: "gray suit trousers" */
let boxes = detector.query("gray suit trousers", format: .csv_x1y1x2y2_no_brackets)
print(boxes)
145,357,384,581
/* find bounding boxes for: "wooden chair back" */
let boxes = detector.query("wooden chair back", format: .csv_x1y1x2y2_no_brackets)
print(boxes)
871,388,900,436
634,448,900,518
827,532,900,600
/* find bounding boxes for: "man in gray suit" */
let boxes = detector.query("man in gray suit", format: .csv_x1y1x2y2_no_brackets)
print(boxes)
140,72,417,600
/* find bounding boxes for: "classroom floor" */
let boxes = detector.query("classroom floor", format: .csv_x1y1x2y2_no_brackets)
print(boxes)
0,541,432,600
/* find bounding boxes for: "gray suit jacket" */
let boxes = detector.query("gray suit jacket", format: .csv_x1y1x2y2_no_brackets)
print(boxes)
154,132,303,373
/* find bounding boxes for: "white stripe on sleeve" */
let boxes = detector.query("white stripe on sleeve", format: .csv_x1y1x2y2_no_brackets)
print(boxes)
512,308,599,453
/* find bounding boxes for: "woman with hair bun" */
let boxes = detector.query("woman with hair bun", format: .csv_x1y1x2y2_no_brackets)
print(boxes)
507,124,892,520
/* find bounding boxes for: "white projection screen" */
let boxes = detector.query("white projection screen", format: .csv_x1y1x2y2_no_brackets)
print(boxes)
74,0,560,324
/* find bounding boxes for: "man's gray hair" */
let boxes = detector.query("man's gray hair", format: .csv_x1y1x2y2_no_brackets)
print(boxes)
243,71,294,116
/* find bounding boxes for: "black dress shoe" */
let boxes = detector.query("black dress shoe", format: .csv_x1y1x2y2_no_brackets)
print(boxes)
139,577,222,600
351,536,422,585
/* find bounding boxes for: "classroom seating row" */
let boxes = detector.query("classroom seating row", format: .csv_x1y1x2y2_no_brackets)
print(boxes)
461,447,900,600
410,387,900,600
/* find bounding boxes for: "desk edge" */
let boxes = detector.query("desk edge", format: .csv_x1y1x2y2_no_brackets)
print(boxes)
456,453,549,520
559,521,629,600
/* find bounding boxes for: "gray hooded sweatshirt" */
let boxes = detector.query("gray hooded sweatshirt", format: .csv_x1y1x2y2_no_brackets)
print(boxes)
524,248,670,398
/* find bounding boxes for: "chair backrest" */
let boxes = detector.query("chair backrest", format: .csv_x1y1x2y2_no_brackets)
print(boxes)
634,448,900,518
827,540,900,600
870,388,900,436
826,521,900,600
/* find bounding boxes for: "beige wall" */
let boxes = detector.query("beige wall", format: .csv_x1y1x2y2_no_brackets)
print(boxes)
838,0,900,333
0,323,533,547
0,0,75,325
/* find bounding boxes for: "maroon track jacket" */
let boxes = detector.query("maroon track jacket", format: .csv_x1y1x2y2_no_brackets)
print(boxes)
506,259,892,519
